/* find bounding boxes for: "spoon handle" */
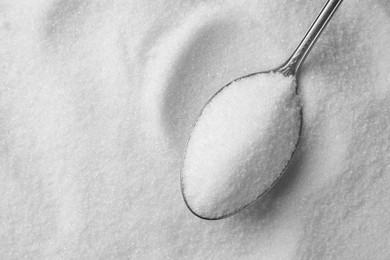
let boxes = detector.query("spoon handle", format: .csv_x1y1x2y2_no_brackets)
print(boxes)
280,0,344,76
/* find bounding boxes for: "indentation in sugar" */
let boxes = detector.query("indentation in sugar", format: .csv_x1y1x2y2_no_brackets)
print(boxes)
141,6,219,142
142,6,285,149
160,21,239,148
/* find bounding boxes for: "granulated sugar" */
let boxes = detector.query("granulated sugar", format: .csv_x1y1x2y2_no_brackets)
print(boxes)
182,73,300,219
0,0,389,259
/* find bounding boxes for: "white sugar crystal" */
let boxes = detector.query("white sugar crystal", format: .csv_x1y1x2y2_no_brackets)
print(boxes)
0,0,389,259
182,73,300,219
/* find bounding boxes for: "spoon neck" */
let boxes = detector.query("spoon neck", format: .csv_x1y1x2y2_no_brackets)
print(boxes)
284,0,344,76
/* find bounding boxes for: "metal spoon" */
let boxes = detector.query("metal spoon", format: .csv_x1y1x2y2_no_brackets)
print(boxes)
181,0,344,220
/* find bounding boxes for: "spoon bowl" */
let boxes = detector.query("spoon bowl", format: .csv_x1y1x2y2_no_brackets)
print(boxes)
181,70,302,220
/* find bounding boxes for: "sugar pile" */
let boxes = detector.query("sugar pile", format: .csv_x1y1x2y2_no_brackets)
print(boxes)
182,73,300,219
0,0,389,259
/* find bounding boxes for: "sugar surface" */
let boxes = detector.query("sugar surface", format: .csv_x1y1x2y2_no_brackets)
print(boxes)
0,0,389,259
183,73,300,219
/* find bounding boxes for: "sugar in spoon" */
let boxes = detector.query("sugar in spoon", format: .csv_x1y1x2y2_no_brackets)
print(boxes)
181,0,344,220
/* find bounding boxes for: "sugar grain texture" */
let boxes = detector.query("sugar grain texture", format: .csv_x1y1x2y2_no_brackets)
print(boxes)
0,0,390,259
182,73,300,219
